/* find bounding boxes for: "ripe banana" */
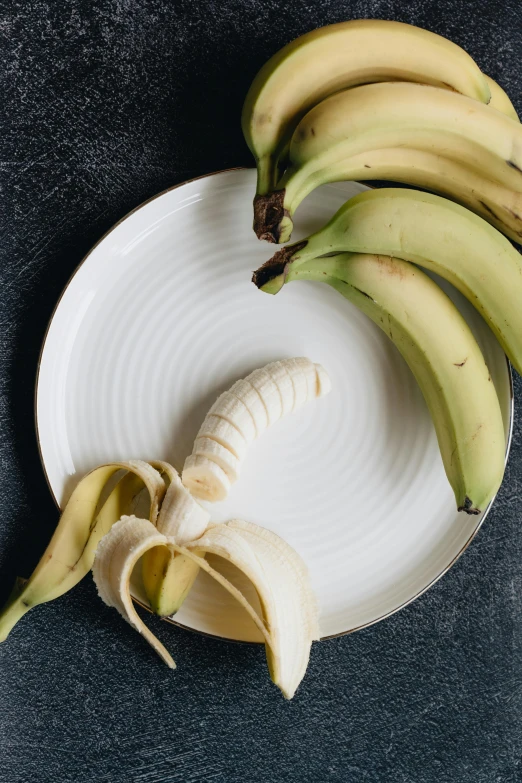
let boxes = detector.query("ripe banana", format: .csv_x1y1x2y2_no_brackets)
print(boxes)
242,19,491,196
259,252,506,514
182,358,331,501
93,516,319,699
254,188,522,376
142,461,210,617
254,82,522,243
282,147,522,243
485,74,519,121
0,461,166,641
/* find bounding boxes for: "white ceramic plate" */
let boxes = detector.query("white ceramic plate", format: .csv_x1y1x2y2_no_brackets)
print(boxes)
36,169,513,642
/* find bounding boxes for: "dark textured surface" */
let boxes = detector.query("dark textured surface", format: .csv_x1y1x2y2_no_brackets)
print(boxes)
0,1,521,781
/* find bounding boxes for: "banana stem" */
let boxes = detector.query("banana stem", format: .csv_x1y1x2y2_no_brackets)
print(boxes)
252,230,332,292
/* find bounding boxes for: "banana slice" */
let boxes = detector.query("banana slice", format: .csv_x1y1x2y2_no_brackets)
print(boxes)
209,391,257,442
197,414,248,460
230,379,269,434
265,360,295,414
248,367,283,424
93,515,176,668
282,358,310,409
93,516,319,699
292,357,318,401
0,461,166,642
182,454,231,501
315,363,332,397
183,359,331,501
193,437,241,481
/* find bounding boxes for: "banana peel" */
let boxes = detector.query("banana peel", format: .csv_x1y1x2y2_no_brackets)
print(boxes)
0,460,166,641
93,516,319,699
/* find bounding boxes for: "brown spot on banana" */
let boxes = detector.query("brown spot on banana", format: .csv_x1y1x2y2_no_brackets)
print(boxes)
457,496,481,515
454,358,468,367
507,160,522,174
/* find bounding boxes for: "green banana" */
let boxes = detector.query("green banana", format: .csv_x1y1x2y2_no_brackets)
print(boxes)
242,19,491,196
253,188,522,375
260,252,506,514
0,461,166,641
254,82,522,243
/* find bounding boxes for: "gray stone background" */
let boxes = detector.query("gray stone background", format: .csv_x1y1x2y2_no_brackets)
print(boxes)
0,1,521,781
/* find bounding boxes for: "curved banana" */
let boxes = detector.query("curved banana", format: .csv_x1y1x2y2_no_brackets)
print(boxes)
285,147,522,243
261,253,506,514
93,516,319,699
242,19,491,196
485,74,519,121
254,82,522,243
253,188,522,375
142,462,210,617
182,358,331,501
0,461,166,641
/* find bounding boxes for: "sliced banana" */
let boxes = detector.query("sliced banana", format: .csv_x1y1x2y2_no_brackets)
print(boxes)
280,358,309,409
315,363,332,397
230,379,269,434
93,516,319,699
197,414,248,460
248,367,283,424
183,358,331,501
209,391,257,442
182,454,231,502
291,357,318,401
265,360,295,414
193,437,241,481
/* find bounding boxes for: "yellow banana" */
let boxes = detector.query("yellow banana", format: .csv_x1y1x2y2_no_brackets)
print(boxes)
253,188,522,375
242,19,491,196
254,82,522,243
257,252,506,514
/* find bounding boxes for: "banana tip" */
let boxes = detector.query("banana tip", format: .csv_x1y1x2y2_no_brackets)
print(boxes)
457,496,481,515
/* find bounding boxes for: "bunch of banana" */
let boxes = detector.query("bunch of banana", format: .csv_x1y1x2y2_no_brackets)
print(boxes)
243,19,521,243
0,358,331,698
254,188,522,375
253,189,520,513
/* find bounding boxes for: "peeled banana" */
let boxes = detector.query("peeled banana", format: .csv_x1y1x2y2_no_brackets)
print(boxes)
254,82,522,243
0,461,166,641
242,19,491,196
93,516,319,699
253,188,522,376
182,358,331,501
142,461,210,617
257,253,506,514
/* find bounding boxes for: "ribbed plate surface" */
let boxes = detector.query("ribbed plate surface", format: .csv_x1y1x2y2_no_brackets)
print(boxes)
36,169,513,641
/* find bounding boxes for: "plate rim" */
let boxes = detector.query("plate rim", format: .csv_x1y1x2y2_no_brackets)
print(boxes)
34,168,515,644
